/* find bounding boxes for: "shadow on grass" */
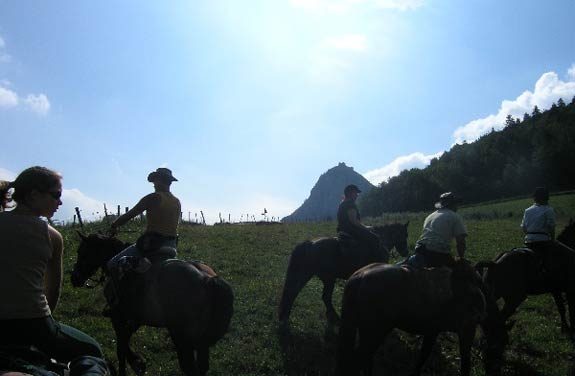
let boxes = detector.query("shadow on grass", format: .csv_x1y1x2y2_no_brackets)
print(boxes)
278,325,338,376
278,326,466,376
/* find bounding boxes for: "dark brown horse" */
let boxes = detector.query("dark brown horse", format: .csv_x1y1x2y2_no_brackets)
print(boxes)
477,220,575,334
278,223,409,326
70,233,233,376
335,260,509,376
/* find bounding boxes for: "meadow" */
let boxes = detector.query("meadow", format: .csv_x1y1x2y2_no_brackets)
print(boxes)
56,194,575,375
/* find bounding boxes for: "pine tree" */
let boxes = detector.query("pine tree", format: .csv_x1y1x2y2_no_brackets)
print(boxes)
532,105,541,116
557,98,566,107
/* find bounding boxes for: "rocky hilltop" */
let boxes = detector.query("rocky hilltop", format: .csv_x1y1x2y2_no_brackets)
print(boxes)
282,162,374,222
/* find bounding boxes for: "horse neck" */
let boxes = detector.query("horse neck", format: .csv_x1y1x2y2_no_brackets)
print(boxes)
557,226,575,248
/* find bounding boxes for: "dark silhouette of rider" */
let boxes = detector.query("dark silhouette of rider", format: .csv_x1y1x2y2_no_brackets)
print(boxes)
414,192,468,268
521,187,556,279
336,184,379,253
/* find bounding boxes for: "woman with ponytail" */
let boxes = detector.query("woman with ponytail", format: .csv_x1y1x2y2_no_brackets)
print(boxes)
0,167,110,375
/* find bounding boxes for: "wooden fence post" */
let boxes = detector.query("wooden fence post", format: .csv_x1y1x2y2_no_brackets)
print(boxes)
75,207,84,228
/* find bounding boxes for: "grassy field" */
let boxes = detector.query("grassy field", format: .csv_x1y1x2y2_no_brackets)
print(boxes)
55,194,575,375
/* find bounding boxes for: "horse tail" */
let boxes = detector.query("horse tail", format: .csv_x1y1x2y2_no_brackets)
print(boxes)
201,276,234,346
336,275,361,376
278,241,315,323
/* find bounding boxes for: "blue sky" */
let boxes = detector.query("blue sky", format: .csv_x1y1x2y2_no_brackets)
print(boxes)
1,0,574,224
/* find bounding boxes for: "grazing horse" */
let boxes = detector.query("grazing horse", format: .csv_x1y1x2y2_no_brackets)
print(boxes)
477,220,575,334
278,223,409,326
70,233,233,376
335,260,509,376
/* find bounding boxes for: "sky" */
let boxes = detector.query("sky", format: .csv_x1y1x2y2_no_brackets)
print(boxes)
1,0,574,224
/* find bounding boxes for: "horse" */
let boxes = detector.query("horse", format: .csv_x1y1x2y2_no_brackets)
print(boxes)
476,219,575,335
278,222,409,326
70,233,234,376
335,260,509,376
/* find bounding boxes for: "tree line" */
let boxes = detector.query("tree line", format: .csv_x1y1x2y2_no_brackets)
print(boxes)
359,97,575,216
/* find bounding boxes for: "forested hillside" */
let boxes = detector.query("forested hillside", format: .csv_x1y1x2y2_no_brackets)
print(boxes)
360,97,575,216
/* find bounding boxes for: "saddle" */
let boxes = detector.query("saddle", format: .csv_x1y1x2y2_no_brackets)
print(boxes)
0,346,66,376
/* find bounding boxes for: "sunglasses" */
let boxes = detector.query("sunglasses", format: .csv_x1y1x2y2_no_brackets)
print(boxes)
45,191,63,200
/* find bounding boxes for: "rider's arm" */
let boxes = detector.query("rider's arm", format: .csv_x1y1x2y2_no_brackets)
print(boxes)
111,193,159,230
45,225,63,312
455,234,467,259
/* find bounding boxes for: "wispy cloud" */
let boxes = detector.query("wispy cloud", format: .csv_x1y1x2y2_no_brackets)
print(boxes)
0,35,50,116
453,66,575,144
0,36,11,63
290,0,424,12
568,63,575,81
363,151,443,185
0,86,19,108
24,94,51,116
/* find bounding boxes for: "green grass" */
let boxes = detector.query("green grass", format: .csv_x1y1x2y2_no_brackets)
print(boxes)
55,194,575,375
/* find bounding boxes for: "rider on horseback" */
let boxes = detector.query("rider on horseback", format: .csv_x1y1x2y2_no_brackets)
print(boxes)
336,184,379,256
412,192,468,268
521,187,556,279
106,168,181,310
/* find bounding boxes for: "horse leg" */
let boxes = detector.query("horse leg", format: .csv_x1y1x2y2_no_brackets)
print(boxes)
458,324,475,376
566,291,575,338
500,295,525,322
411,333,438,376
552,292,570,333
196,346,210,376
168,327,199,376
111,315,144,376
322,278,340,326
357,327,385,376
278,264,314,326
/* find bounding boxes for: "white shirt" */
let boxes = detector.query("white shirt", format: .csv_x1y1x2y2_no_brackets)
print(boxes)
521,204,555,243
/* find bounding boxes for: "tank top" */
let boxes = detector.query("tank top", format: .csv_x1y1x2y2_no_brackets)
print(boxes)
146,192,181,237
0,213,52,319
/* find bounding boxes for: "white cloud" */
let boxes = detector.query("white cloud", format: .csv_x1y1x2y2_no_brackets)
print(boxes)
0,86,51,115
0,86,19,108
0,167,17,181
24,94,51,116
326,34,368,51
363,151,443,185
53,188,105,223
453,67,575,144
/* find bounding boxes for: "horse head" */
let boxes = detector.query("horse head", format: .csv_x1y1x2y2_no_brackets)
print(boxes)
558,218,575,248
70,231,127,287
372,221,409,257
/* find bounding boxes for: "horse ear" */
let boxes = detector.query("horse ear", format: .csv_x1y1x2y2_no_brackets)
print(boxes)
76,230,87,240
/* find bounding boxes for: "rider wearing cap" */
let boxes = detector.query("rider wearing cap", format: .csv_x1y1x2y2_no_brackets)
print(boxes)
521,187,556,269
414,192,468,268
337,184,379,252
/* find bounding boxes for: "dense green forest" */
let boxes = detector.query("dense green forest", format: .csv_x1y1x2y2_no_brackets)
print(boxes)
360,97,575,216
